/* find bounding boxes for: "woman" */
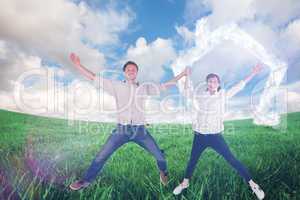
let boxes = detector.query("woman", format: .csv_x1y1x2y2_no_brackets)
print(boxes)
173,65,265,200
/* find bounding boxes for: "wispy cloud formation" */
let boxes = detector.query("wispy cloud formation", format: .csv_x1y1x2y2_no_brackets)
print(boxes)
0,0,134,120
174,0,300,123
0,0,133,77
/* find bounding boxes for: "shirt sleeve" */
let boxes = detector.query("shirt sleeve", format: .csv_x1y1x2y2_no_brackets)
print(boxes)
92,75,116,96
183,77,194,99
225,80,246,99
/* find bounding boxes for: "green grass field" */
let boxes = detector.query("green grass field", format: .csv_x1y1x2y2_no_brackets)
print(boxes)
0,109,299,200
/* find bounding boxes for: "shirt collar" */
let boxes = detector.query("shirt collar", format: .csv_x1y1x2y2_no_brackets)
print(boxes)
205,89,221,96
123,80,139,86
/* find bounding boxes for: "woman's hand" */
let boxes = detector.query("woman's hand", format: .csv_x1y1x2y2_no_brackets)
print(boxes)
251,63,263,75
244,63,263,84
70,52,81,68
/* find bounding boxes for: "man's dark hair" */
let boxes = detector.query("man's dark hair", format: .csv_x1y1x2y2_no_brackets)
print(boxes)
123,61,139,71
206,73,220,83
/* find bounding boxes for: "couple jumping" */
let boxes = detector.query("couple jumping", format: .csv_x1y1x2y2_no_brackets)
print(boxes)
68,53,265,200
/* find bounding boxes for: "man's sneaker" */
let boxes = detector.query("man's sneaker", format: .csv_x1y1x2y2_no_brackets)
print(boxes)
159,171,168,186
250,181,265,200
173,182,189,195
69,180,90,191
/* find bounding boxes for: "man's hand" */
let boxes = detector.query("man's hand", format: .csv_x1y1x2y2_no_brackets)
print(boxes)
69,52,95,80
70,53,81,67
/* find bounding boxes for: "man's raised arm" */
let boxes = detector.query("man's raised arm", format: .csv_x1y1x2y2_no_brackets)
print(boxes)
145,67,189,96
161,68,188,89
69,53,115,96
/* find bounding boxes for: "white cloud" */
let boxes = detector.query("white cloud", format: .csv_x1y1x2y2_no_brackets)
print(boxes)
184,0,300,28
175,25,195,46
2,74,299,123
0,91,17,111
0,41,43,91
284,20,300,44
172,0,300,125
181,0,300,62
287,91,300,113
0,67,118,122
181,0,300,67
286,81,300,93
253,0,300,27
0,0,134,121
0,0,133,74
284,81,300,113
184,0,254,28
1,0,299,124
280,19,300,61
78,2,133,46
206,0,255,28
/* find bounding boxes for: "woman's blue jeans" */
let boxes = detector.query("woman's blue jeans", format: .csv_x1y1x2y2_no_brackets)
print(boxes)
184,132,252,182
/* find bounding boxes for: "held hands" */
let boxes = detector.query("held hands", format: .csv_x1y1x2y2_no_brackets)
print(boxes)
70,53,81,67
164,66,192,87
186,66,192,76
183,66,192,76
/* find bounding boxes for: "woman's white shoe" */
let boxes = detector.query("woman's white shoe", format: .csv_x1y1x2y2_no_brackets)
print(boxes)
173,183,189,195
250,182,265,200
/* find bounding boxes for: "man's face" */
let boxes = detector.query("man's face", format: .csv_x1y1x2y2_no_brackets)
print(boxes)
207,77,220,92
124,64,138,81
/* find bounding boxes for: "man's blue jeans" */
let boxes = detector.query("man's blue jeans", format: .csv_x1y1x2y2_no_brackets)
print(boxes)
83,124,167,182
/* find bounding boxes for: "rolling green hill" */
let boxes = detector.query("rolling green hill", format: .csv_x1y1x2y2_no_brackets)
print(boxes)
0,109,299,200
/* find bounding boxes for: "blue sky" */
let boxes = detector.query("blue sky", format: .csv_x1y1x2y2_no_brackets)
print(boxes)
0,0,300,122
62,0,299,86
77,0,186,69
62,0,288,97
121,0,185,43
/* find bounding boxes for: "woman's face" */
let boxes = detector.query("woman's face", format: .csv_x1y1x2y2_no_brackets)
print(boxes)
207,76,220,93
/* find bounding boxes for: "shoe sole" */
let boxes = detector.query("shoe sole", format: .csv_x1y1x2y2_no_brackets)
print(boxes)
160,176,168,186
69,185,81,191
69,183,89,191
173,185,188,195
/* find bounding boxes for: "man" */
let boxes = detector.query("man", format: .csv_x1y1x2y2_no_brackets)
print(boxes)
69,53,187,190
